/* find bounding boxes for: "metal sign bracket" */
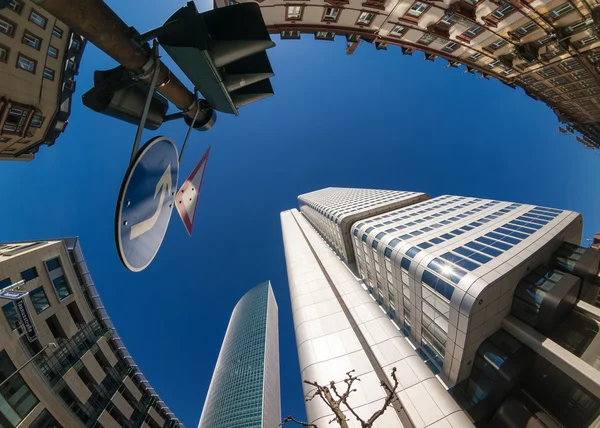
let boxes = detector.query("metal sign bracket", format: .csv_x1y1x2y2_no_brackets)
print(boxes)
129,41,162,166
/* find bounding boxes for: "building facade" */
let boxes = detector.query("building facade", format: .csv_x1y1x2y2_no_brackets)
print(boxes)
215,0,600,150
299,188,429,263
198,281,280,428
0,0,85,161
281,187,600,427
0,238,184,428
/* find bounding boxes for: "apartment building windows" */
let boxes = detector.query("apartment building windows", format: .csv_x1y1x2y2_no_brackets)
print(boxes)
51,26,62,38
577,35,597,47
323,7,340,22
286,5,302,20
0,15,16,36
469,52,482,60
0,350,39,426
48,45,58,58
67,302,86,325
21,267,38,282
572,69,588,80
29,10,47,29
29,287,50,313
516,21,537,35
22,31,41,50
550,76,569,86
315,31,335,41
418,33,436,46
16,54,36,73
561,58,581,70
461,25,483,41
43,67,54,80
488,59,500,68
2,302,19,329
47,315,68,340
0,44,8,63
444,42,459,52
30,410,62,428
492,4,514,19
7,1,23,14
391,25,405,36
280,31,300,40
357,11,375,25
440,13,459,27
488,39,507,50
45,258,72,300
565,19,592,34
408,2,428,18
548,2,574,19
538,67,557,78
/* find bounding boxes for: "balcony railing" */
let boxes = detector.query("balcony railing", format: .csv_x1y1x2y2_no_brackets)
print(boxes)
36,319,111,387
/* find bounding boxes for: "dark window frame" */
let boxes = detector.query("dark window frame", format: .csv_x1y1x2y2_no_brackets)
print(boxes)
16,52,37,74
28,8,48,29
22,30,42,51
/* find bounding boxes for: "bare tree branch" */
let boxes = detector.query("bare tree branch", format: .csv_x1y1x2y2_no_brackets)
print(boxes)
363,367,400,427
284,368,398,428
281,415,319,427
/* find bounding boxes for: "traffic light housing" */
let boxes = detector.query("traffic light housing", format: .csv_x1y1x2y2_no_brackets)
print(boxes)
158,2,275,115
82,65,169,130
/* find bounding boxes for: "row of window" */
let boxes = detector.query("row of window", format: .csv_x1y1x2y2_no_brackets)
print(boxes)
285,5,375,26
410,203,522,255
363,195,457,225
366,205,561,313
0,258,73,326
427,207,562,280
357,200,516,251
305,190,409,224
1,105,45,135
0,45,60,83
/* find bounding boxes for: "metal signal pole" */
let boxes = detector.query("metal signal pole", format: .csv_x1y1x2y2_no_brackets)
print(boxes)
31,0,208,122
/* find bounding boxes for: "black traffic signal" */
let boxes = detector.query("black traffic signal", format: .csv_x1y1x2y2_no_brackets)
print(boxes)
158,2,275,115
82,65,169,130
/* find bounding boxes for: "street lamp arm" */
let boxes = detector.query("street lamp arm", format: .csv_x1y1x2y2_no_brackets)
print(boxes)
0,343,57,389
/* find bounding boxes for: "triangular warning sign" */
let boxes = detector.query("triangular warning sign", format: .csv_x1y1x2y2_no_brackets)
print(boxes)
175,146,211,236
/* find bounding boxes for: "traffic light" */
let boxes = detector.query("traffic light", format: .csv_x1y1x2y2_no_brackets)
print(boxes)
82,65,169,130
158,2,275,115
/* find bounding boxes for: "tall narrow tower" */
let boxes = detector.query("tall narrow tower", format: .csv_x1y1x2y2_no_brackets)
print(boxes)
199,281,280,428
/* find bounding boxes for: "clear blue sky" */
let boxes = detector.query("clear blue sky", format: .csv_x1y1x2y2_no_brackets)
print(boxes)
1,0,599,426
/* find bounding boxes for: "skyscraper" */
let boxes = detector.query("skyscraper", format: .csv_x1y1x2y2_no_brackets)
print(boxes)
199,281,280,428
282,188,600,427
298,188,428,263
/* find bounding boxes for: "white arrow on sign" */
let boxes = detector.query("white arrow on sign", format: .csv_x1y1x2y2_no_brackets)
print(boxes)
175,146,211,236
130,164,172,240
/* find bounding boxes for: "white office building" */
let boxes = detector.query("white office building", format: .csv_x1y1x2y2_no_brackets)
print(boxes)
298,188,428,263
282,188,600,428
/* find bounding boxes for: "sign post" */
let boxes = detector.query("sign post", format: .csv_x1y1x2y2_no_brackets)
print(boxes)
175,146,211,236
115,136,179,272
0,291,28,300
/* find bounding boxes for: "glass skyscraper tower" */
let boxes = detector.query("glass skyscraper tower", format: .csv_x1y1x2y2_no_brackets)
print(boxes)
198,281,280,428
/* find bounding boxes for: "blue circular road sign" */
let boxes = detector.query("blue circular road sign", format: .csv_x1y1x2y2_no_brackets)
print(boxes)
115,136,179,272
